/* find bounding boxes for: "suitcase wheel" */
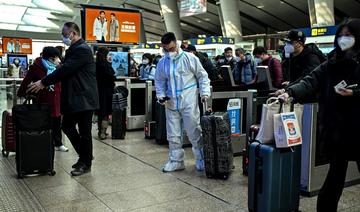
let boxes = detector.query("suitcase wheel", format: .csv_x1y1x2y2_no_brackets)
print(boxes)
18,173,24,179
48,170,56,176
223,174,229,180
2,149,9,157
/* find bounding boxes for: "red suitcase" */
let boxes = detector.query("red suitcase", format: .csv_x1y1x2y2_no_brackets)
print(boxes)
2,110,16,157
242,124,259,176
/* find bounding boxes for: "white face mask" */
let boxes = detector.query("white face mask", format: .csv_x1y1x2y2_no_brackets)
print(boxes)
167,51,177,58
235,56,241,62
226,56,233,61
284,43,294,58
142,59,149,64
337,36,355,51
62,36,72,46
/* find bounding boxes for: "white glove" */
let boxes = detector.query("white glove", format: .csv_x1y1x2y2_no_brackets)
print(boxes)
201,95,209,103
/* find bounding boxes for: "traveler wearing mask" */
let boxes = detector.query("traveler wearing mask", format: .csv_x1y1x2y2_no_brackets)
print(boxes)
233,48,257,85
217,47,237,71
186,45,218,81
139,53,156,80
18,46,69,152
28,22,99,176
253,46,283,88
281,30,326,86
155,32,211,172
55,46,66,63
277,19,360,212
95,47,115,140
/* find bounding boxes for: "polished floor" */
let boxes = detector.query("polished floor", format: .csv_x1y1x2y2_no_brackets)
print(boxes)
1,129,360,212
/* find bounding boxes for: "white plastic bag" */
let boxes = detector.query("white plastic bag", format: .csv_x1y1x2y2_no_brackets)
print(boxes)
255,97,281,143
256,97,303,144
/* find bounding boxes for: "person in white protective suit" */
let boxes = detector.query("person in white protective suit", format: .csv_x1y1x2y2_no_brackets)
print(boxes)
155,32,211,172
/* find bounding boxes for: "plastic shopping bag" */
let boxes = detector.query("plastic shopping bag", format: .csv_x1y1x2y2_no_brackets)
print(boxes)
256,97,303,144
274,112,302,148
255,97,282,143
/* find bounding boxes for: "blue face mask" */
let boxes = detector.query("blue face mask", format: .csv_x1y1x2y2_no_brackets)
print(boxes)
284,43,294,58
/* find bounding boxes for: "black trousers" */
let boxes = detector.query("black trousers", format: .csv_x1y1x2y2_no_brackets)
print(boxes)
62,111,93,166
317,156,360,212
52,116,63,147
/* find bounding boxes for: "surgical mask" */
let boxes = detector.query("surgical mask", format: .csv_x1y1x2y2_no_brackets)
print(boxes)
167,51,177,58
226,56,233,61
62,52,65,58
142,59,149,64
337,36,355,51
254,57,262,65
62,35,72,46
235,56,241,62
284,43,294,58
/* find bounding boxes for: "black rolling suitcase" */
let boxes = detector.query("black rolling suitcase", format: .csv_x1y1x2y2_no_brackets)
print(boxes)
154,102,167,145
12,97,55,178
201,112,233,179
112,86,128,139
111,109,126,139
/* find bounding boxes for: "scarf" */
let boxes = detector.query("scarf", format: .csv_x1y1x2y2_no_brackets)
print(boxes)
41,58,57,91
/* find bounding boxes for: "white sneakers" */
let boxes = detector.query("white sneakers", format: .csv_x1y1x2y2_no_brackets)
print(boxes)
162,161,185,172
55,145,69,152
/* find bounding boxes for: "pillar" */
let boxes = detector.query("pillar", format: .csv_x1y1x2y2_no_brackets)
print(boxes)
218,0,243,42
158,0,183,40
140,16,147,43
308,0,335,27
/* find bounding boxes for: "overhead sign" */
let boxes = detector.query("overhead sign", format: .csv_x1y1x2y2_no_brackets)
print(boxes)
179,0,207,18
298,26,337,37
2,37,32,54
187,36,235,45
227,99,241,136
83,6,141,43
133,43,161,49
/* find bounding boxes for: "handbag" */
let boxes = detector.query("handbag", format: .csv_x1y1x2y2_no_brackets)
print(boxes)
255,97,303,143
12,96,52,131
274,101,303,148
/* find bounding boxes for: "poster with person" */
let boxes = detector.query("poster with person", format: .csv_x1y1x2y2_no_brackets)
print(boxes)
84,6,140,43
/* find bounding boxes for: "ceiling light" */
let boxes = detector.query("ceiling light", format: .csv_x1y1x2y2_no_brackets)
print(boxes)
26,8,58,19
0,5,27,24
17,25,51,33
22,14,60,29
257,5,265,9
0,0,36,7
32,0,73,14
204,18,210,21
0,23,18,30
197,20,202,23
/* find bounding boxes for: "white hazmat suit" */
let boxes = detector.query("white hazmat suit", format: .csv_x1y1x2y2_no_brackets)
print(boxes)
155,48,211,172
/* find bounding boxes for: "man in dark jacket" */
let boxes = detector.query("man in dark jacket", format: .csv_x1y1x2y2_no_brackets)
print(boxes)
217,47,237,72
28,22,99,176
185,45,218,81
253,46,283,88
282,30,326,85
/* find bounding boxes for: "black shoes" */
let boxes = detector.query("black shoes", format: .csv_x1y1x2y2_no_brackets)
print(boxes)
70,164,91,176
72,160,82,169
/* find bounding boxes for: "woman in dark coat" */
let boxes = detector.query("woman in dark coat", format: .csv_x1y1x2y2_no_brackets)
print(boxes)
18,46,68,152
95,47,115,140
278,19,360,212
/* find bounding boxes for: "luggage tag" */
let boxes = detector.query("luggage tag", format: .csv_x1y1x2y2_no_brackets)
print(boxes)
334,80,347,93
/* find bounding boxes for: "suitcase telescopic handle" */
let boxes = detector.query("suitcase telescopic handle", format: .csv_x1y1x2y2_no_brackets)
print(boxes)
202,99,212,115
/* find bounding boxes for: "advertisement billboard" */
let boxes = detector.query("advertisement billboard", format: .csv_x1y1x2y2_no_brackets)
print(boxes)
178,0,207,18
83,6,141,43
2,37,32,54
